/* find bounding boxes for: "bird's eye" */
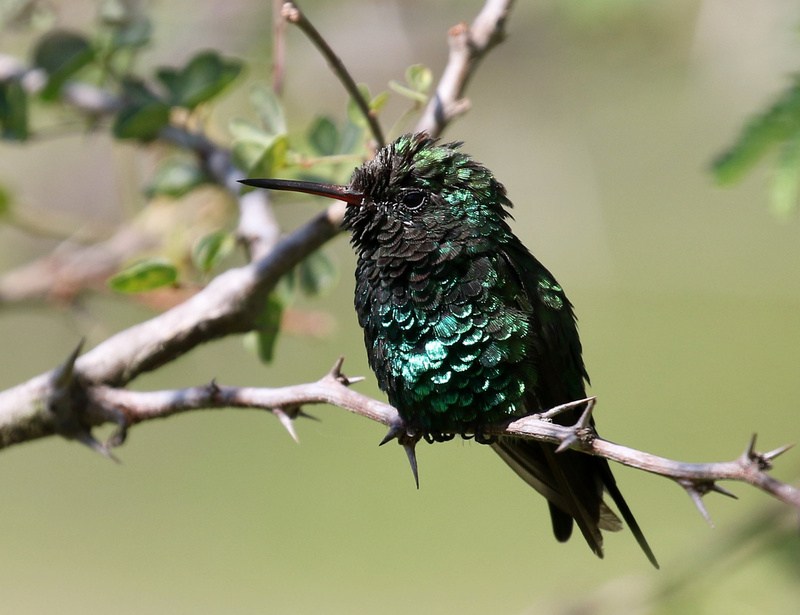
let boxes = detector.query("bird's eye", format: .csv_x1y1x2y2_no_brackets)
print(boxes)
401,190,427,210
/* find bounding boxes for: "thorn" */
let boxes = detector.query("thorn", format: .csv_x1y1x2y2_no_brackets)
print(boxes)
689,489,714,527
555,433,579,454
378,419,422,488
329,356,345,379
679,480,714,527
539,396,596,421
297,409,320,422
273,408,299,443
53,338,85,388
744,433,758,459
554,398,596,453
764,442,795,461
404,440,419,489
379,422,405,446
76,431,120,463
575,398,596,429
101,405,130,449
710,483,738,500
327,356,364,386
106,424,128,449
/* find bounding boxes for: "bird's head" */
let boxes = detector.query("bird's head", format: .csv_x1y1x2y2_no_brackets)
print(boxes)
239,132,513,252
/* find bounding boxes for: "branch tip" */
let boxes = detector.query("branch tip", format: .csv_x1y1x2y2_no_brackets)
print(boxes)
281,1,300,22
449,22,469,38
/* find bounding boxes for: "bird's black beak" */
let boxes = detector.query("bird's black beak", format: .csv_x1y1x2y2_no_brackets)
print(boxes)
238,178,364,205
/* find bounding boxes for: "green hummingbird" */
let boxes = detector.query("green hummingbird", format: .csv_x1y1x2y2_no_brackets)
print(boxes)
240,133,658,566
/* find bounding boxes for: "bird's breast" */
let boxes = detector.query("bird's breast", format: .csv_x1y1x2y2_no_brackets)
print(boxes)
354,250,533,436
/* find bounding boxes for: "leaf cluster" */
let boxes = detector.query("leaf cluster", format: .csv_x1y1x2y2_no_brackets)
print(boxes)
0,3,437,368
713,75,800,218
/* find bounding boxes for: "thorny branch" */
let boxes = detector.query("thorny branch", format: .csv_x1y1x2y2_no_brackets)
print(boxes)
1,0,795,539
0,0,514,442
23,353,800,522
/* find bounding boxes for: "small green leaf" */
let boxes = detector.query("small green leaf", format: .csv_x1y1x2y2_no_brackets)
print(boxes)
113,78,170,140
241,134,287,178
770,133,800,219
347,84,389,129
108,258,178,293
712,76,800,185
389,81,427,103
298,250,337,296
250,84,286,136
406,64,433,93
146,158,206,198
0,80,29,141
370,91,390,113
32,30,94,100
230,117,273,146
307,116,338,156
231,118,288,177
156,50,243,110
113,100,169,140
192,229,235,273
252,294,284,363
339,120,363,154
112,17,152,49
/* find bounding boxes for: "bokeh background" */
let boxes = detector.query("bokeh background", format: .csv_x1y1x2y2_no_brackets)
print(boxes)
2,0,800,613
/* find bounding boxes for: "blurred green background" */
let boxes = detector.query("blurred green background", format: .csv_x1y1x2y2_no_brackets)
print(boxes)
2,0,800,613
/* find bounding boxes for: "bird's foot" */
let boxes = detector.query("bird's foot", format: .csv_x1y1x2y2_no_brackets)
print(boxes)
379,419,423,489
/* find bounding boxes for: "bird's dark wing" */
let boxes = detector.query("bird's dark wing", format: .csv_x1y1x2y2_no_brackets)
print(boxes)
491,242,658,567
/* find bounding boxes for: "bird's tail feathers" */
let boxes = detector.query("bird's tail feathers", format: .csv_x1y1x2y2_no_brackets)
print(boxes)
492,436,658,568
492,436,605,558
598,461,660,569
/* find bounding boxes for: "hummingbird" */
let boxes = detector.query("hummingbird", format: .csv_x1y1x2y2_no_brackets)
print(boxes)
240,133,658,566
